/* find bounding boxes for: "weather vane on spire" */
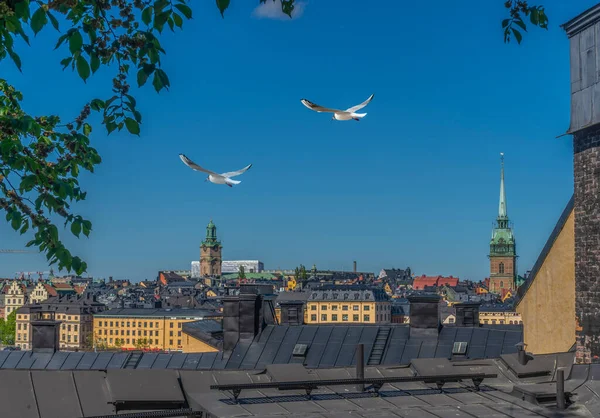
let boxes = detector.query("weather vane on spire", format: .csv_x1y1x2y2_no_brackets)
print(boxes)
500,152,504,164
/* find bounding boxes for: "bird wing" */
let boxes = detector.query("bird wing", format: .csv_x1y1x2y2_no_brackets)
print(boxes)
345,94,374,113
179,154,219,176
221,164,252,178
301,99,342,113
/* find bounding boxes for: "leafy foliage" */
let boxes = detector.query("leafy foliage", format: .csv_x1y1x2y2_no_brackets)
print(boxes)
0,0,546,277
238,265,246,280
502,1,548,44
0,311,17,346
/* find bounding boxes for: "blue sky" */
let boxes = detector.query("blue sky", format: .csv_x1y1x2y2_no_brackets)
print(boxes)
0,0,592,281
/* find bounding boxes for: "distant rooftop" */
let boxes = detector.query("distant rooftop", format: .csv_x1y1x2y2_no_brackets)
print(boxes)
94,308,221,318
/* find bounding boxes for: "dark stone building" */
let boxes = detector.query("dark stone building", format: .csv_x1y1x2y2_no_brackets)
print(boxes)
563,4,600,362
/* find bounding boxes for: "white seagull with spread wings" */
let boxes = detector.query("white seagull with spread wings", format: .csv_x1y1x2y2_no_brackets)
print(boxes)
301,94,374,121
179,154,252,188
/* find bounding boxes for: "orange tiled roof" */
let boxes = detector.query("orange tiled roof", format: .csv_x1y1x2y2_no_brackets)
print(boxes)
42,284,58,297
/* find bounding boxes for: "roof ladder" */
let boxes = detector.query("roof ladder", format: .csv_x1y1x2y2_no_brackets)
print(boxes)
123,351,143,369
368,326,391,365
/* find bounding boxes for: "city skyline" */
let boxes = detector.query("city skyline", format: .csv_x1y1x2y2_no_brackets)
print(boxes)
0,0,585,281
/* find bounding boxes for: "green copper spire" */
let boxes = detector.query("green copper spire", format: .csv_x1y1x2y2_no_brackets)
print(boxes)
202,219,220,246
499,152,507,219
490,153,515,257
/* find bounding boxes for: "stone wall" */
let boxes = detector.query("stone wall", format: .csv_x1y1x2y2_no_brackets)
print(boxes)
574,125,600,363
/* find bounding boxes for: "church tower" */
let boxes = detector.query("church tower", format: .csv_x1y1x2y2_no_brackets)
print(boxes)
200,220,222,277
488,153,517,293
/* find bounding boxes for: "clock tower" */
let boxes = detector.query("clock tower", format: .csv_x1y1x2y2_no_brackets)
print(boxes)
488,154,517,293
200,220,222,277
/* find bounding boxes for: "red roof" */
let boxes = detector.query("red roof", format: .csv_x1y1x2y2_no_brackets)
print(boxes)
42,284,58,297
412,275,459,290
73,285,86,295
53,283,73,290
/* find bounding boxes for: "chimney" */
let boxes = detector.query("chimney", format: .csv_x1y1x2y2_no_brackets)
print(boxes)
223,288,271,351
223,296,241,351
563,4,600,363
31,311,60,353
454,302,480,327
279,300,304,326
407,295,441,333
154,300,162,309
353,261,357,273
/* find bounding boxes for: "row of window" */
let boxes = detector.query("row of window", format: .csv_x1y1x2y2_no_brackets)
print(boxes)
99,329,169,337
309,304,391,311
6,298,23,305
97,320,183,329
482,319,523,325
99,337,182,347
311,314,371,322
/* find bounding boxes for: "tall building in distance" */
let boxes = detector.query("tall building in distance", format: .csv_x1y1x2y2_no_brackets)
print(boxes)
221,260,264,274
489,153,517,293
200,220,222,277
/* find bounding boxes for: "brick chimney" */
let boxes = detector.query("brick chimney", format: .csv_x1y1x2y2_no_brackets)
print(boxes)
279,300,304,326
454,302,480,327
407,295,441,335
31,311,60,353
563,4,600,363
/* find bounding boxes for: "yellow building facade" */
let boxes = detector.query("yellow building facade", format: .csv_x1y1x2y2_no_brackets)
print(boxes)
5,281,26,319
93,308,221,352
478,310,522,325
305,287,391,325
515,199,576,355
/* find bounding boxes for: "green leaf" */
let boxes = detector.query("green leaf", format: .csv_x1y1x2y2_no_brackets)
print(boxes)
173,13,183,28
60,57,72,69
8,50,22,72
19,175,37,192
72,257,82,274
20,220,29,235
167,17,174,31
106,121,118,134
153,69,170,92
530,8,539,25
71,220,81,237
31,7,48,35
142,6,153,25
90,98,105,111
511,27,523,44
82,220,92,237
502,19,510,29
47,11,59,30
76,55,90,82
83,123,92,136
90,53,100,73
175,3,193,19
514,18,527,32
14,0,30,20
154,11,170,32
215,0,228,18
48,225,59,242
69,31,83,54
137,68,149,86
55,34,68,50
11,212,22,231
125,118,140,135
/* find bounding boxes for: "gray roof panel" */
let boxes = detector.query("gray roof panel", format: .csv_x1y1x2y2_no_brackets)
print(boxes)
272,325,304,365
198,351,218,369
0,370,38,418
90,352,114,370
31,370,83,418
183,353,202,370
151,353,172,369
304,326,333,368
76,352,99,370
336,326,364,367
1,350,25,368
31,352,53,370
16,352,37,369
136,352,158,369
167,353,187,369
45,351,69,370
106,352,128,369
0,350,10,367
73,371,114,416
61,352,84,369
225,341,252,370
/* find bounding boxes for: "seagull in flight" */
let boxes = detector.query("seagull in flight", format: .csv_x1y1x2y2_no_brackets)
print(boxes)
301,94,374,121
179,154,252,188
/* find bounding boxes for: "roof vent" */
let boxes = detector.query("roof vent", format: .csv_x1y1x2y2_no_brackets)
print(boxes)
292,344,308,357
452,342,468,355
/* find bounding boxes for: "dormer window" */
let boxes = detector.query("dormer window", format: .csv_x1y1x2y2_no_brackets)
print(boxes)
344,293,349,300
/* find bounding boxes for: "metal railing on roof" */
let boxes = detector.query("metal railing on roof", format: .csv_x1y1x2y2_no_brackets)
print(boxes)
210,372,497,403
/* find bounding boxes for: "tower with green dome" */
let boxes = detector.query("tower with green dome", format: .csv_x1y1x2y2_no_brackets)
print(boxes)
488,153,517,293
200,219,222,277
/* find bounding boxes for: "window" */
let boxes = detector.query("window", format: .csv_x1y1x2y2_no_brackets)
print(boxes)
127,338,130,344
121,322,124,327
121,330,124,335
68,316,71,320
342,305,348,311
104,330,107,335
137,330,141,336
61,334,65,340
178,331,181,337
170,322,174,328
155,339,159,344
332,314,338,321
169,339,173,345
17,333,21,340
67,335,71,342
342,314,348,321
322,305,327,311
144,330,147,336
104,321,108,327
500,281,504,288
127,322,130,327
127,330,130,336
109,338,113,344
67,325,71,332
364,305,370,311
110,330,113,335
353,314,359,321
74,335,78,342
449,318,455,323
364,314,370,321
178,323,182,328
132,321,136,327
155,322,159,328
74,325,78,332
332,305,338,311
499,262,505,274
170,331,174,337
311,314,317,321
17,324,21,330
132,339,136,344
353,305,359,311
321,314,327,321
311,305,316,311
177,339,181,346
500,320,505,324
149,322,152,328
343,293,349,300
110,321,113,327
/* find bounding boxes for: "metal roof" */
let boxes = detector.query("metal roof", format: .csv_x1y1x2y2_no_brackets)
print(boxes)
2,324,523,371
0,354,596,417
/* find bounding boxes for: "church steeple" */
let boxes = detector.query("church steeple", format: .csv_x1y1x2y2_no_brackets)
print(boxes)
498,153,507,221
488,153,517,293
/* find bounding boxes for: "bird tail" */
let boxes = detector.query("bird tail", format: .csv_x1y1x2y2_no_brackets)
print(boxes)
352,112,367,118
226,179,241,186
